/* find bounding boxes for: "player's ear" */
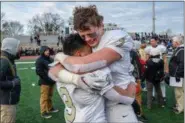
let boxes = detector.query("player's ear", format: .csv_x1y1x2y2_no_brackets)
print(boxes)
74,50,81,56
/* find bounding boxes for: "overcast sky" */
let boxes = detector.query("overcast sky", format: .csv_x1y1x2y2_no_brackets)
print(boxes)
1,1,184,35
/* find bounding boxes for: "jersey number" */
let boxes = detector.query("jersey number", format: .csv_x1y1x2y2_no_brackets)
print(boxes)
60,87,76,123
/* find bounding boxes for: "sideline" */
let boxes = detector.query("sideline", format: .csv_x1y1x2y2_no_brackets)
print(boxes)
16,61,35,64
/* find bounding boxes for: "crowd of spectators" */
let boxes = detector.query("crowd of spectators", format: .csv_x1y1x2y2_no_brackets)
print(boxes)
19,47,63,56
133,32,172,47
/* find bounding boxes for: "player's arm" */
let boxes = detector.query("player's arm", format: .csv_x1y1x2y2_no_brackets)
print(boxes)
146,54,150,61
103,86,135,105
49,64,110,92
163,53,169,73
160,45,169,73
144,46,150,61
55,31,134,73
113,84,136,98
51,65,136,104
55,48,121,74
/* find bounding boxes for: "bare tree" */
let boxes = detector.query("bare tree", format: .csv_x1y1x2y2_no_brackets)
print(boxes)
28,12,64,35
2,21,24,37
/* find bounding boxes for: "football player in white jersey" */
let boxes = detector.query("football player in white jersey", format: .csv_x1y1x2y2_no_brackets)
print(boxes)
144,36,168,109
49,5,138,122
49,33,137,123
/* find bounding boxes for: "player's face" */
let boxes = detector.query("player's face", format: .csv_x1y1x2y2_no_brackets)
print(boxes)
150,39,157,47
78,26,103,48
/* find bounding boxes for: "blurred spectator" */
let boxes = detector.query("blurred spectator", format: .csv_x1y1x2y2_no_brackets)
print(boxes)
30,36,33,44
144,36,167,109
0,38,21,123
35,46,59,119
169,36,184,114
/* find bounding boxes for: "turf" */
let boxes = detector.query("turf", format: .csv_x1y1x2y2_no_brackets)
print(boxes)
15,62,184,123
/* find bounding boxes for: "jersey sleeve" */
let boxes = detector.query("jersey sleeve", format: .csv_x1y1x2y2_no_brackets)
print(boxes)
159,45,167,54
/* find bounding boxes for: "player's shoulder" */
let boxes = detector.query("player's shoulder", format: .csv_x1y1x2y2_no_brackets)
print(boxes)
157,45,167,53
144,45,152,53
101,29,129,46
133,40,141,50
103,30,127,41
106,29,127,37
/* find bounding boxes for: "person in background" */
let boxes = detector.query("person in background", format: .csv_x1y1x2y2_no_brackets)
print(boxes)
30,36,33,44
138,41,147,91
152,37,168,103
169,36,184,114
131,41,148,122
0,38,21,123
139,42,147,61
145,36,168,109
35,46,59,119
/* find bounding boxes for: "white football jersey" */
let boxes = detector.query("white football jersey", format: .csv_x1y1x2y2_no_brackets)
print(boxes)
56,68,113,123
93,30,135,107
93,29,137,122
56,82,106,123
93,30,135,87
145,44,167,58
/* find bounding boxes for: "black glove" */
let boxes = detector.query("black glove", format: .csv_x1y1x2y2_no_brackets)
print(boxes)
164,73,169,85
176,77,180,82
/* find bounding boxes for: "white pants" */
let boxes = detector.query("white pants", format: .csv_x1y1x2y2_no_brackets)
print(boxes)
106,104,138,123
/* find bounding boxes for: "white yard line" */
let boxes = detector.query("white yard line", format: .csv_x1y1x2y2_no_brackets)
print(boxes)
18,68,29,70
31,67,36,70
16,61,35,64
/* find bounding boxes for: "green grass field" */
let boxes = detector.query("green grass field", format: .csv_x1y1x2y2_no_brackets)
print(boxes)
15,61,184,123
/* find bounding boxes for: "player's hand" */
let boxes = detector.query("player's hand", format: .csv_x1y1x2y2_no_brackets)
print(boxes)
48,71,59,82
49,64,64,78
126,82,136,98
81,73,111,91
54,52,68,64
76,78,94,93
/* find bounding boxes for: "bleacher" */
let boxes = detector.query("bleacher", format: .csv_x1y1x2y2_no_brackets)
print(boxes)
12,35,61,48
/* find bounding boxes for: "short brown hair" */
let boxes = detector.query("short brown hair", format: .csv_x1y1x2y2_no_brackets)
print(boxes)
73,5,103,31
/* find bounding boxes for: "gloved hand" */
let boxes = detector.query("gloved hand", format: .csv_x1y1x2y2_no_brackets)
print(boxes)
76,77,94,93
164,73,170,85
81,72,112,91
176,77,180,82
56,68,94,93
